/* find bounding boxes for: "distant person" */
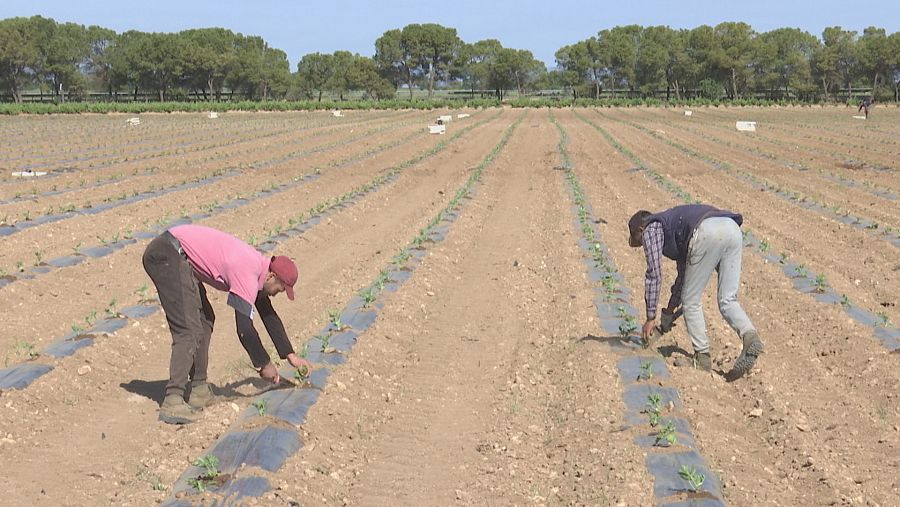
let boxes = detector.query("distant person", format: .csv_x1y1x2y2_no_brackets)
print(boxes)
142,224,311,424
628,204,764,379
858,97,874,119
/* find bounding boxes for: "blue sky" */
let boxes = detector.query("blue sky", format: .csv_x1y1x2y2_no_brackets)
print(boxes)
2,1,896,69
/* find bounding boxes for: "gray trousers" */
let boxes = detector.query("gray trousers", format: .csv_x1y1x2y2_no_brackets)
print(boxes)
142,234,215,397
682,217,755,354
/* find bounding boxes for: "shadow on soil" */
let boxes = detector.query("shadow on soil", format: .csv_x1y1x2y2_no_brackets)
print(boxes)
120,379,166,404
120,377,273,406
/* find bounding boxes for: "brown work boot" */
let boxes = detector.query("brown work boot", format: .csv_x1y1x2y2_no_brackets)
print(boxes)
159,393,201,424
674,352,712,371
729,330,764,379
187,382,216,409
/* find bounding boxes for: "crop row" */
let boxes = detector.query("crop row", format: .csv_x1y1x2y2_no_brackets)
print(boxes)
552,112,725,505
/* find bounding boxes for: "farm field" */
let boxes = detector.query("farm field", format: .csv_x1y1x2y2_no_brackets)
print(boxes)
0,105,898,506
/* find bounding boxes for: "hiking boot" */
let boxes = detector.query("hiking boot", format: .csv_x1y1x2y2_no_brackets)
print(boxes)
187,382,216,409
159,393,201,424
674,352,712,371
729,330,764,379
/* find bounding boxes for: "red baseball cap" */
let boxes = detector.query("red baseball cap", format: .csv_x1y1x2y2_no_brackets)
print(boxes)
269,256,298,300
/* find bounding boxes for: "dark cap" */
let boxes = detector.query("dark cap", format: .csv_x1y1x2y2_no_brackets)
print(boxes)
270,256,298,300
628,210,651,247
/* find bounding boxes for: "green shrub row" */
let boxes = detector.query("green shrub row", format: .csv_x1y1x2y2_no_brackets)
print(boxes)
1,96,871,115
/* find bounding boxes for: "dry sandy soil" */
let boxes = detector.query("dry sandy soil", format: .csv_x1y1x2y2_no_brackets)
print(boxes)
0,106,897,506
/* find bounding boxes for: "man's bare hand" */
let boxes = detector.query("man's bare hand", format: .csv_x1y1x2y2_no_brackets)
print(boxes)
641,319,656,344
259,362,280,384
286,353,313,373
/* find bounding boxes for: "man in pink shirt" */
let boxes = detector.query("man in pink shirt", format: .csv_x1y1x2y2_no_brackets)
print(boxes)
142,224,311,424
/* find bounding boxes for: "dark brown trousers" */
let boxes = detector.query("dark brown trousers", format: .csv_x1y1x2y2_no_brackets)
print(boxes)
142,233,215,396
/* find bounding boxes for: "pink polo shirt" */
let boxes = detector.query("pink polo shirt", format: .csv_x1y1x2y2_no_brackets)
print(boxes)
169,224,269,318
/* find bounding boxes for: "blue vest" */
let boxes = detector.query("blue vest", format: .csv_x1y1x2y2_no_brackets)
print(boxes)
646,205,742,261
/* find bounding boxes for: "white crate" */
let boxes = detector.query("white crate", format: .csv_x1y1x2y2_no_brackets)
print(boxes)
735,121,756,132
126,117,141,125
684,110,693,116
456,113,470,119
208,112,219,119
428,125,446,134
438,115,452,123
332,110,343,117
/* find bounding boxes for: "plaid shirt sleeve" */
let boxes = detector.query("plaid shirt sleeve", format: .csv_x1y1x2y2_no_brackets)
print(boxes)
642,222,664,320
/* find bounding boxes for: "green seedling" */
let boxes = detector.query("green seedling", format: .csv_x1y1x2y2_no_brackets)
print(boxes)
251,399,268,417
328,309,343,330
187,477,209,493
877,312,890,327
294,364,309,382
393,249,411,265
779,252,789,264
618,313,638,338
135,284,153,303
319,334,332,352
654,421,677,447
796,264,808,278
678,465,705,492
71,324,85,334
375,269,390,290
360,287,377,308
645,393,663,427
105,298,119,318
639,361,654,381
33,250,43,266
192,454,220,479
646,393,662,412
84,310,98,327
813,274,827,293
840,294,851,308
758,240,770,252
12,341,39,361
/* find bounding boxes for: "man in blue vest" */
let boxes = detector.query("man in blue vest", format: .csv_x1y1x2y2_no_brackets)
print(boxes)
628,204,764,379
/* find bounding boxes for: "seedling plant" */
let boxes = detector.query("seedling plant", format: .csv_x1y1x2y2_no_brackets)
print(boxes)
678,465,705,493
618,307,638,339
328,309,343,330
645,393,663,427
188,454,220,492
252,399,268,417
813,274,827,293
654,421,677,447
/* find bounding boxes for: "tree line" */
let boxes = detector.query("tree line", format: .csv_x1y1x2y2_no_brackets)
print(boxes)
555,23,899,101
1,16,897,104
